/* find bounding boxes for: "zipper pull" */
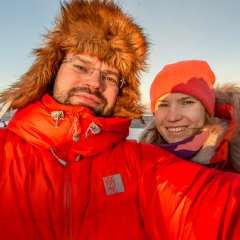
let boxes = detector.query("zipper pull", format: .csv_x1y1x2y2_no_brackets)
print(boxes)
85,122,101,138
51,111,64,128
75,154,82,162
50,148,68,166
73,115,80,142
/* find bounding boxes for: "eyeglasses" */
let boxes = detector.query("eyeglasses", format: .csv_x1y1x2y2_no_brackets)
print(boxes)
62,56,125,89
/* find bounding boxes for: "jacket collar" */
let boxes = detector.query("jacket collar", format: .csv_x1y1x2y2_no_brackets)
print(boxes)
8,94,131,161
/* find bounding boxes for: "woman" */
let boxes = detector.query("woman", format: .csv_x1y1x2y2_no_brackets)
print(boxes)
139,60,240,172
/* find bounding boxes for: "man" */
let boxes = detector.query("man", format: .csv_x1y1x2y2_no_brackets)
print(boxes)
0,1,240,239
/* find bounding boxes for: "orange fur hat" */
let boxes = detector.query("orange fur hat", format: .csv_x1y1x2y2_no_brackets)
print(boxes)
0,0,149,119
150,60,216,116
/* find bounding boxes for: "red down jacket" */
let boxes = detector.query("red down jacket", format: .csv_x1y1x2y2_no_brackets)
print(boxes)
0,94,240,240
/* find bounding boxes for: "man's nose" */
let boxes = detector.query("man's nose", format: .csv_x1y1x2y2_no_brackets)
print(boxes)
85,69,104,91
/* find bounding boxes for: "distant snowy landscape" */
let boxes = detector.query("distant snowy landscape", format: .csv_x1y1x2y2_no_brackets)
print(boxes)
127,128,143,140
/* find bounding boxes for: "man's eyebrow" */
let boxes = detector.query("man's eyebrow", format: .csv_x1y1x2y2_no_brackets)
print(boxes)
75,56,120,75
102,69,120,75
74,56,93,65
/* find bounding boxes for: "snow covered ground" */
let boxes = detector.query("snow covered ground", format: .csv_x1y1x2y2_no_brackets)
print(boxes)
127,128,143,140
0,121,8,127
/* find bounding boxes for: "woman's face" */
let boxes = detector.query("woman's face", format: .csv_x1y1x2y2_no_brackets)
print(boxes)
154,93,207,143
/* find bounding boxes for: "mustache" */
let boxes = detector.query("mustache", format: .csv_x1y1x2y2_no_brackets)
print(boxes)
67,87,107,105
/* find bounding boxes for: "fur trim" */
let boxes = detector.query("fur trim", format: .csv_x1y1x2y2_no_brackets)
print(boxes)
0,0,149,119
0,101,12,119
215,83,240,172
191,118,229,164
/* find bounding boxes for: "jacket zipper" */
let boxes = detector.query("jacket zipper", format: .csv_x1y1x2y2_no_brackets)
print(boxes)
64,165,72,240
63,114,80,240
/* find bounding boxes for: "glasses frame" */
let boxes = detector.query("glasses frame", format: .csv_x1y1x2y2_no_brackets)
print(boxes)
62,56,125,89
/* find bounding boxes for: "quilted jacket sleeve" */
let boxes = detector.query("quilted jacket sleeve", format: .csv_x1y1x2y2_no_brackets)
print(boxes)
139,143,240,240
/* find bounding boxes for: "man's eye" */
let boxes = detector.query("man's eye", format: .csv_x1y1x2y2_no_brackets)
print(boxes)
105,77,117,83
103,74,118,85
73,64,88,72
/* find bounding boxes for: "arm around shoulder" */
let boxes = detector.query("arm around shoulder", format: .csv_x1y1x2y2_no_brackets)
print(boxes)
139,142,240,240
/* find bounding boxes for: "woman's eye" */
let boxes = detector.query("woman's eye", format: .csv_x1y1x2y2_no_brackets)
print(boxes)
157,103,168,108
183,100,194,105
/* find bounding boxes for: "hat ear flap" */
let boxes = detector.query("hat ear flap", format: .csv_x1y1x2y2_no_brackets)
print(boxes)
113,71,144,119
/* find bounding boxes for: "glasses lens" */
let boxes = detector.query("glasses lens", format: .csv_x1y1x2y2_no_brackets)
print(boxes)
102,72,121,87
67,57,92,75
65,56,124,88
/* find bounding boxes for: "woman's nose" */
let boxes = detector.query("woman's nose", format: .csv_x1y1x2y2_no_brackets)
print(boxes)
166,106,182,122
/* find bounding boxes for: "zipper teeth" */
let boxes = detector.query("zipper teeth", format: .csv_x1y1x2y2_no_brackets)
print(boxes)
63,114,79,240
64,166,72,240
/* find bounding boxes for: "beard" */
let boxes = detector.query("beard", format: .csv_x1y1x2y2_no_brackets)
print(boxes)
53,86,114,117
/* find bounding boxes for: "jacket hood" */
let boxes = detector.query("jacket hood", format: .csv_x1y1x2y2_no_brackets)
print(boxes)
214,83,240,171
0,0,149,119
7,94,131,161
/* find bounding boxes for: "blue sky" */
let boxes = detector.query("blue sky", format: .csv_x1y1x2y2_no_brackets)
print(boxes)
1,0,240,104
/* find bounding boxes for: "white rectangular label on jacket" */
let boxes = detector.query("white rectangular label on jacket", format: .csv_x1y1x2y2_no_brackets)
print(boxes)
103,174,125,195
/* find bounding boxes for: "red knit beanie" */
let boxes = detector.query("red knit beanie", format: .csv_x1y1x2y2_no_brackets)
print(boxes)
150,60,216,116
